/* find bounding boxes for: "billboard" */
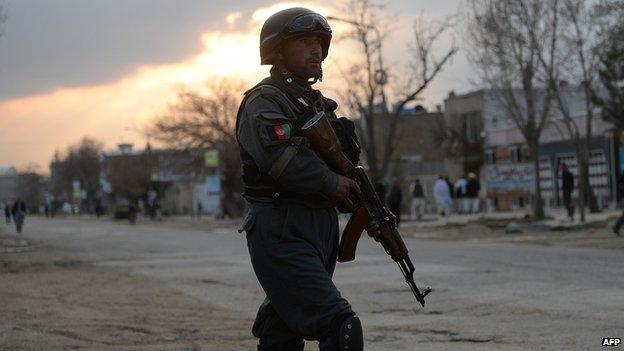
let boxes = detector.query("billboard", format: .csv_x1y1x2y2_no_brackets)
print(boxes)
485,163,534,192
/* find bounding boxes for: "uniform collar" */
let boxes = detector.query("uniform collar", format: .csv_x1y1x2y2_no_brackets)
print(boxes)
270,65,313,92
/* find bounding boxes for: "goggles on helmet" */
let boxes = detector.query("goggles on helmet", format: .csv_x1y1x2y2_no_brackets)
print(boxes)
286,13,331,34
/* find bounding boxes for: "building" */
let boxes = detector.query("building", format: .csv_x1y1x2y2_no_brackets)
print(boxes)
481,86,617,210
101,144,220,215
443,90,486,177
367,106,462,212
0,166,18,204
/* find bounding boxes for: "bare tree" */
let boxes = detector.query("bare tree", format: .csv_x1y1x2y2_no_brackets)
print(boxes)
329,0,457,181
103,152,154,203
593,42,624,131
594,0,624,47
150,78,244,215
547,0,605,222
16,172,43,212
51,138,103,211
467,0,560,219
593,0,624,130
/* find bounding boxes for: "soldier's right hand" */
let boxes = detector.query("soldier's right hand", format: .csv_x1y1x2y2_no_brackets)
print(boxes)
329,175,360,202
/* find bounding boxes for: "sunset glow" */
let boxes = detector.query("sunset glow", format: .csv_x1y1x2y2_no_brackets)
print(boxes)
0,0,459,171
0,2,331,170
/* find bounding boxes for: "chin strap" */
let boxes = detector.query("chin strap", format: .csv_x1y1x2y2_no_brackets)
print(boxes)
279,67,322,85
309,68,323,84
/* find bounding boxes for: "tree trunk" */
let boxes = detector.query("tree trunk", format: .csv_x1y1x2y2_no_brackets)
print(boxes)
576,147,587,222
582,165,600,213
582,142,600,214
529,138,545,219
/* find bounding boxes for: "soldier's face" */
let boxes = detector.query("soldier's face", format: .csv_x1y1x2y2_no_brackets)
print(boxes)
279,34,323,79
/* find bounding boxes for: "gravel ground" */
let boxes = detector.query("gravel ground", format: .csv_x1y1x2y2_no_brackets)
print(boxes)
0,233,256,351
1,216,623,351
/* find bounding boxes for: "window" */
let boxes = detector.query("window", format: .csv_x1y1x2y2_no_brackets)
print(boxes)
510,146,523,163
485,149,497,164
464,112,480,142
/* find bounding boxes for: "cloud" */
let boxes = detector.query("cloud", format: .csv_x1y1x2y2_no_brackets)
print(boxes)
226,12,242,26
0,1,334,169
0,0,468,170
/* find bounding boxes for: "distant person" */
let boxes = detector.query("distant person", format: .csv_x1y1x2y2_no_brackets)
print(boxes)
410,179,425,221
374,181,387,205
444,177,454,198
612,209,624,236
387,179,403,227
128,202,137,224
560,163,574,220
197,201,203,220
618,172,624,204
444,176,454,212
4,202,11,224
466,172,481,214
454,175,468,214
11,198,26,233
44,202,50,218
95,199,104,218
434,176,452,216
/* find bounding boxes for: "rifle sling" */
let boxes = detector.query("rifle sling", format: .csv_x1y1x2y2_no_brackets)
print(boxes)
269,136,303,180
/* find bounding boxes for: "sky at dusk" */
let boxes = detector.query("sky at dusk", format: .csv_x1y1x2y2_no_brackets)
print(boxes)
0,0,469,172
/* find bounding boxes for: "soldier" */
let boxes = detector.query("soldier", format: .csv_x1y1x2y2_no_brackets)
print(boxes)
236,7,374,351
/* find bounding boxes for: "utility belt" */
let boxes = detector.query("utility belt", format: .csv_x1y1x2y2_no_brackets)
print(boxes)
243,186,332,206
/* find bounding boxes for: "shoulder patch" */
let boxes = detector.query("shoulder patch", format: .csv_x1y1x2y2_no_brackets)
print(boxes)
267,123,292,140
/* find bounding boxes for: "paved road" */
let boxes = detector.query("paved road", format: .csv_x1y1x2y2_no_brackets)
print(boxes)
14,217,624,350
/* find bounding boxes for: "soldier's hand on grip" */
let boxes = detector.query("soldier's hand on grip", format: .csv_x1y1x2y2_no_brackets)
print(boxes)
329,175,360,203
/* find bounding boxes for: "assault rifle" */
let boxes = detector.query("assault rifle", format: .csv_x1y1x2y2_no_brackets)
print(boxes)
301,112,432,307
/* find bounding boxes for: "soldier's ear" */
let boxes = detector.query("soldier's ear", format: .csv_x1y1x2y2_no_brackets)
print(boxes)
275,44,284,61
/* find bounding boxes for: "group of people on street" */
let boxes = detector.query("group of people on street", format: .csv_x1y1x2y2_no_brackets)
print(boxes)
373,173,483,223
2,198,27,233
433,173,481,217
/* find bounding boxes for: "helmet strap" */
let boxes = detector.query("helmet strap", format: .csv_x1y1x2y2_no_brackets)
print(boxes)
309,68,323,84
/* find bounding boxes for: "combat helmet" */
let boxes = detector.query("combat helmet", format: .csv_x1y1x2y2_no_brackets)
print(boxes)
259,7,332,65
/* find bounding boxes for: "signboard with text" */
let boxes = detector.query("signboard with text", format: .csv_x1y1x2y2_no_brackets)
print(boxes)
485,163,534,192
204,150,219,168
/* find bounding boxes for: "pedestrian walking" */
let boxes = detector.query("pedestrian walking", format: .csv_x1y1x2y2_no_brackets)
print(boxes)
236,8,377,350
410,179,425,220
387,179,403,227
197,201,203,220
11,198,26,233
560,163,574,220
466,172,481,214
612,212,624,236
4,202,11,224
454,175,468,214
434,176,452,216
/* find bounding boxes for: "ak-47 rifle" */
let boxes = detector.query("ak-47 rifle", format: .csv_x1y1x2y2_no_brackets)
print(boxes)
301,112,432,307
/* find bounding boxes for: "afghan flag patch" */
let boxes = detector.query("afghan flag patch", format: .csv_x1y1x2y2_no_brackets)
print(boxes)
268,123,292,140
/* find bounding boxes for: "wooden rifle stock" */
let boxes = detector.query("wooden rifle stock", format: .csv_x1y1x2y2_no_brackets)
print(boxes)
301,112,431,306
337,206,371,262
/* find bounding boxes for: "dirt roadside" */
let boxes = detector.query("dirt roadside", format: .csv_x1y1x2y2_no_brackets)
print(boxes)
0,232,256,351
401,221,624,250
49,214,624,250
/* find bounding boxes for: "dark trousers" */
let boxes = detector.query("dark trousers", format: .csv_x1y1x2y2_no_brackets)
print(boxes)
613,209,624,233
563,190,574,218
243,201,353,350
